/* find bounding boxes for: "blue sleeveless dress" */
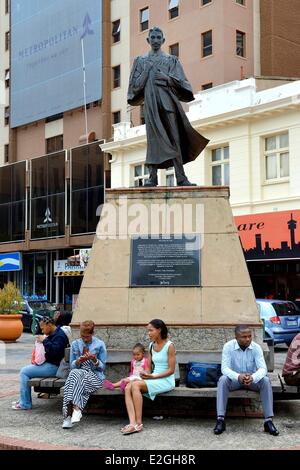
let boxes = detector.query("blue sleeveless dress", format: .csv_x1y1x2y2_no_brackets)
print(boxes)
144,340,175,400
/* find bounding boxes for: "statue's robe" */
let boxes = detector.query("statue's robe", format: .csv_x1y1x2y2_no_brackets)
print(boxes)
128,52,209,169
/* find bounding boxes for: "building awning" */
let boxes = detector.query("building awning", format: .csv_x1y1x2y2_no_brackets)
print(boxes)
234,210,300,261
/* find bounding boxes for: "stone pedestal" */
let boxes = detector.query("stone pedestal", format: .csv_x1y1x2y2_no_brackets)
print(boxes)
73,187,262,350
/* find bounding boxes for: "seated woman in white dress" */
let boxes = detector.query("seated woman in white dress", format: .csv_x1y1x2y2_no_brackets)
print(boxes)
121,319,175,435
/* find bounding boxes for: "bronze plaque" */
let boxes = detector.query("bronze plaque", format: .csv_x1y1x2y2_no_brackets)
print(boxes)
130,235,201,287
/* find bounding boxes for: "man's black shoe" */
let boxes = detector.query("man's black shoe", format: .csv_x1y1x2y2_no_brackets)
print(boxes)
177,179,197,187
213,419,226,435
264,421,279,436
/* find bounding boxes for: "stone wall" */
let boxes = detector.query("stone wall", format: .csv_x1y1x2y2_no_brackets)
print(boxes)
71,325,265,350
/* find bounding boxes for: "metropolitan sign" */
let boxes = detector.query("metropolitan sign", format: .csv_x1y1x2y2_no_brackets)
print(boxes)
11,0,103,127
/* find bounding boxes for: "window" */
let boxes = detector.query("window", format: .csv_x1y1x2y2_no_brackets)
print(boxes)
112,65,121,88
202,30,212,57
202,0,212,5
112,19,121,43
169,0,179,19
31,152,66,239
4,144,9,163
202,82,213,90
5,31,10,51
264,133,289,181
236,0,245,5
4,107,9,126
166,168,175,186
211,146,229,186
113,111,121,124
5,69,9,88
5,0,10,14
46,135,63,154
133,164,149,187
169,43,179,57
71,142,104,235
0,161,26,242
236,31,246,57
140,7,149,32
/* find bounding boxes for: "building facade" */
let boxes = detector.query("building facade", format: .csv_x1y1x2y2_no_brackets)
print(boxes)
0,0,10,166
260,0,300,79
128,0,300,126
0,0,113,307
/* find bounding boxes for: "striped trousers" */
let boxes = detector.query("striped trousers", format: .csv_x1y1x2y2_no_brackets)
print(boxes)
63,368,102,418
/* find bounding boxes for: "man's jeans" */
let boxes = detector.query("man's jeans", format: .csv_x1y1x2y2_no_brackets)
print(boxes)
217,375,274,419
20,363,58,409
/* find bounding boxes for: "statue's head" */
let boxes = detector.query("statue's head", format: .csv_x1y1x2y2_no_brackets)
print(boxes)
147,26,165,51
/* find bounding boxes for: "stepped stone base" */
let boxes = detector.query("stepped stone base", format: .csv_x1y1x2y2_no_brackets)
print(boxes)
73,186,261,355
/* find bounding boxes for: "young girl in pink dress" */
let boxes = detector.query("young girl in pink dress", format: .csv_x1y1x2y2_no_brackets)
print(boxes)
103,343,148,392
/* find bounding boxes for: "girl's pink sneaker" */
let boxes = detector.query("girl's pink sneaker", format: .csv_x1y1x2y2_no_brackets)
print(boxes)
103,379,114,391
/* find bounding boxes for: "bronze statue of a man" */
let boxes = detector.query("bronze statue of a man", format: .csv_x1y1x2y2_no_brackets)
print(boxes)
128,26,209,187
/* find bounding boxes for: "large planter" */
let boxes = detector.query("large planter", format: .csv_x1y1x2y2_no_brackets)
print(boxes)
0,314,23,342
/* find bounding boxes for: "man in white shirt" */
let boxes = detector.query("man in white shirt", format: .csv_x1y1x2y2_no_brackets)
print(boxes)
214,325,279,436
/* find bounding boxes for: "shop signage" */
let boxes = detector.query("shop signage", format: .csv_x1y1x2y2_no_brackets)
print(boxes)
79,249,91,268
235,210,300,260
54,260,86,277
0,252,22,272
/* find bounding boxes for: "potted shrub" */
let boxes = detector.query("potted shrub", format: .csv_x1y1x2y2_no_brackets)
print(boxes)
0,282,24,342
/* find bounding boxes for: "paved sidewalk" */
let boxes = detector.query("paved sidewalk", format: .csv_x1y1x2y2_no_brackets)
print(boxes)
0,334,300,450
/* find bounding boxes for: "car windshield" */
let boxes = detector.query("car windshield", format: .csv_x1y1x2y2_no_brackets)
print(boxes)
272,302,300,316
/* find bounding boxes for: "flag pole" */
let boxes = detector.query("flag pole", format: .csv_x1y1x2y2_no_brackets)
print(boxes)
81,38,89,144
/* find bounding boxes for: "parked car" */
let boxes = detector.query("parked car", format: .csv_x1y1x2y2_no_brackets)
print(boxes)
293,299,300,310
256,299,300,346
20,300,57,335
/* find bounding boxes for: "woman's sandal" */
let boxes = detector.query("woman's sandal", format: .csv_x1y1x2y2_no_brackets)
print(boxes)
120,424,132,432
121,423,143,435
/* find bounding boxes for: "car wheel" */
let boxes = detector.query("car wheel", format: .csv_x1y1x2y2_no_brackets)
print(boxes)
31,321,41,335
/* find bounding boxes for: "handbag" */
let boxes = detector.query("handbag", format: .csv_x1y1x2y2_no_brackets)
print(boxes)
31,341,46,366
186,362,221,388
56,358,70,379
